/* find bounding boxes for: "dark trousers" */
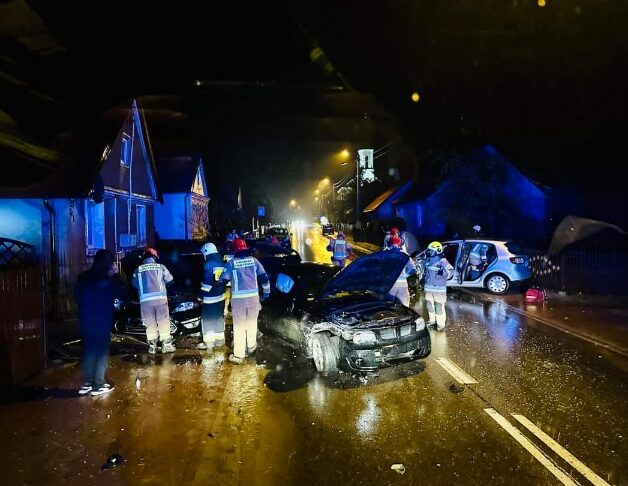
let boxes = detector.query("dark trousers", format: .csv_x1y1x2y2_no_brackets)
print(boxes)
201,301,226,346
83,337,110,387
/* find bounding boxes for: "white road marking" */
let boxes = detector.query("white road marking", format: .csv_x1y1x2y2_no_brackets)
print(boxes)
484,408,578,486
512,414,610,486
434,357,477,384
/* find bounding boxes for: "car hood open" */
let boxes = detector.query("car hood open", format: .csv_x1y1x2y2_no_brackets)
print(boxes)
320,250,409,299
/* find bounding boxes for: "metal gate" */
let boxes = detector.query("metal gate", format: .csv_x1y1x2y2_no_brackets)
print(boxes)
0,265,46,384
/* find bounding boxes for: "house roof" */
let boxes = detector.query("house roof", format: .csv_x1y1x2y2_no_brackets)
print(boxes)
362,186,398,213
156,157,202,194
393,145,549,206
391,181,435,206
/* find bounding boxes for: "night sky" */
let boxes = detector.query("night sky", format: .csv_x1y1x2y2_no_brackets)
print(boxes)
1,1,626,219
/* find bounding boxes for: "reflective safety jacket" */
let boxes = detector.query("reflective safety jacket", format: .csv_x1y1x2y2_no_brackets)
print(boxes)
200,252,227,304
391,251,418,288
330,238,351,260
132,257,174,303
423,254,453,293
219,254,270,301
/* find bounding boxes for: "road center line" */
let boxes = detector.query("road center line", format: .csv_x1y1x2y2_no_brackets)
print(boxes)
434,357,477,384
512,414,610,486
484,408,578,486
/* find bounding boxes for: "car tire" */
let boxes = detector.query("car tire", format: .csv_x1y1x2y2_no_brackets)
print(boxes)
311,332,340,376
485,273,510,294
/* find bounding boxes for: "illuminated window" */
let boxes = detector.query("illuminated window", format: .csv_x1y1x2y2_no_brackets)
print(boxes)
121,133,131,167
85,200,105,253
136,205,146,245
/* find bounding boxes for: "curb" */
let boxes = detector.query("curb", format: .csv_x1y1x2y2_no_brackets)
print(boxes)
458,289,628,358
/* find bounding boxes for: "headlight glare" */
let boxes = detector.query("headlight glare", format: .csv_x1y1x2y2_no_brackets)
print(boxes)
353,330,377,345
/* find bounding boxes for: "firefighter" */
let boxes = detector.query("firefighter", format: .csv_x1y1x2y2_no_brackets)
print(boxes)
327,231,353,268
385,235,418,307
219,239,270,364
199,242,226,351
132,247,175,354
384,227,407,252
423,241,454,331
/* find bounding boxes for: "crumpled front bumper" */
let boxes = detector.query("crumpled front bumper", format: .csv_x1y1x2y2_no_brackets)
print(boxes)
340,334,431,372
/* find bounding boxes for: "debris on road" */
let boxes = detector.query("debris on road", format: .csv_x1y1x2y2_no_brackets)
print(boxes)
449,383,465,393
101,453,124,470
391,464,406,474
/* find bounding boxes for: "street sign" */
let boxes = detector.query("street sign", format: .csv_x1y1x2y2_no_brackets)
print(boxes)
257,205,265,217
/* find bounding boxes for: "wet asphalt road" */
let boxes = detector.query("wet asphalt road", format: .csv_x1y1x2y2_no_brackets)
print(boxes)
0,224,626,485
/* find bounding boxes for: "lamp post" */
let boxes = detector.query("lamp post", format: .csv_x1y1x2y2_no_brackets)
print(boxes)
341,155,360,228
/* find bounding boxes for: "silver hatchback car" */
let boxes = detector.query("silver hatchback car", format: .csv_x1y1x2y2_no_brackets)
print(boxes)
415,239,532,294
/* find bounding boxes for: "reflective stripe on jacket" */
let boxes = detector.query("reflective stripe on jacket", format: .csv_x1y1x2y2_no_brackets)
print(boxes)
132,258,173,303
423,254,453,293
201,253,227,304
220,255,270,301
331,239,351,260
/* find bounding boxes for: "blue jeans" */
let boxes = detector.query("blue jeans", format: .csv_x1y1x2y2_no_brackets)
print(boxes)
83,337,110,387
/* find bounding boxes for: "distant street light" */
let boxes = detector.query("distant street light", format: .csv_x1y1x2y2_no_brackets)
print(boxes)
340,149,350,159
411,91,420,103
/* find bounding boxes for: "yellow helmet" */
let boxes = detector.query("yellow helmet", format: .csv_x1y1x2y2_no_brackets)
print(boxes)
427,241,443,254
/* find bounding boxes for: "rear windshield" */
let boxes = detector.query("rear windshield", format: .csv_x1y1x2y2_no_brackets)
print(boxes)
505,241,526,255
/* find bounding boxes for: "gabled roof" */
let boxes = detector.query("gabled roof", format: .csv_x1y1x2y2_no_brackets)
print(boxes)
363,180,416,213
156,157,206,195
363,186,398,213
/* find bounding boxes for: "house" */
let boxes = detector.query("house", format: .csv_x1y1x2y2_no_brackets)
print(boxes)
362,181,414,223
391,145,549,240
154,156,210,242
0,100,161,316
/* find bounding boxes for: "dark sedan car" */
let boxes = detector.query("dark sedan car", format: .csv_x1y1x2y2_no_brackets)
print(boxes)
259,251,431,375
113,251,203,340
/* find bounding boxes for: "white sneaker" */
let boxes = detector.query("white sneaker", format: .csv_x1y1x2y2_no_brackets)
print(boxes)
91,383,114,396
197,342,208,350
162,342,176,353
148,342,157,355
228,354,244,364
78,385,92,395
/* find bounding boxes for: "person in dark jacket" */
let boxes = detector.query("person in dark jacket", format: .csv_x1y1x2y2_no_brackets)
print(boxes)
74,249,127,396
199,242,227,351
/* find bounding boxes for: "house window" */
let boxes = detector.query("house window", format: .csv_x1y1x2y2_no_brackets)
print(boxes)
121,133,131,167
136,205,146,245
85,200,105,253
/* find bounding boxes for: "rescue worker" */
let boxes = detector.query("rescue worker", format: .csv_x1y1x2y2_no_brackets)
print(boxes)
132,247,175,354
385,236,418,307
423,241,454,331
199,243,226,351
219,238,270,364
327,231,353,268
384,227,407,252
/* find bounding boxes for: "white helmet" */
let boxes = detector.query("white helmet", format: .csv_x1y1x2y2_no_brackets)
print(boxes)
200,242,218,256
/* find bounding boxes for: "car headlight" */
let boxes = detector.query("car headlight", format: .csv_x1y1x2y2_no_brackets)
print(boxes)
415,317,426,331
353,330,377,345
174,301,196,313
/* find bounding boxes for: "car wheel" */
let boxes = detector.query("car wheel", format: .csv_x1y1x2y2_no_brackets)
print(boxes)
485,273,510,294
311,333,339,376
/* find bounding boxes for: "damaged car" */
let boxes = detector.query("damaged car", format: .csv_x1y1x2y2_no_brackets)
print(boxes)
112,250,202,339
259,251,431,375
